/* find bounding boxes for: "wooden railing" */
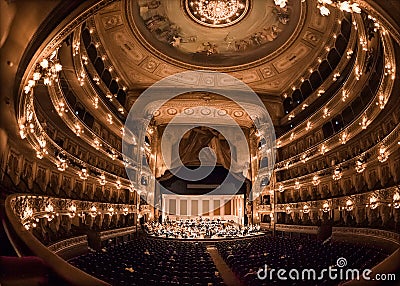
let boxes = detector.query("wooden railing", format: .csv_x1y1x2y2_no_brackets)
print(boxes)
99,226,136,241
48,235,88,255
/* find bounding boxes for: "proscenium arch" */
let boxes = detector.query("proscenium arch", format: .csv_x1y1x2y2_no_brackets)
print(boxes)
122,70,276,210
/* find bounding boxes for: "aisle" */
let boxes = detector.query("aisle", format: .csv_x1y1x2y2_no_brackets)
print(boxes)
207,245,244,286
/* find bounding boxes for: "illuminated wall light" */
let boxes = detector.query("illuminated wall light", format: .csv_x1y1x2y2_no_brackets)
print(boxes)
68,204,77,218
110,151,117,160
79,168,89,180
107,114,113,125
106,92,113,100
90,205,97,217
56,102,65,116
312,175,320,186
377,93,387,109
332,72,340,81
354,66,362,80
384,63,396,79
278,184,284,192
81,55,88,65
345,199,354,211
73,41,80,56
74,123,83,136
33,72,41,81
285,161,290,170
77,71,86,86
93,76,100,85
45,203,54,213
290,132,295,141
369,196,379,209
276,140,281,148
393,192,400,209
346,50,353,59
359,115,368,129
320,144,328,155
285,206,292,214
317,89,325,97
93,97,99,109
123,207,129,215
29,123,35,133
301,153,309,163
40,59,49,69
57,161,68,171
302,103,309,110
332,167,342,180
302,204,310,213
322,202,330,212
323,107,330,118
342,90,349,101
378,145,388,163
116,180,122,190
339,131,348,144
305,121,312,131
355,158,366,173
36,150,44,159
118,107,125,115
19,124,27,139
288,113,295,121
93,138,102,150
99,173,106,186
294,180,301,190
24,85,32,94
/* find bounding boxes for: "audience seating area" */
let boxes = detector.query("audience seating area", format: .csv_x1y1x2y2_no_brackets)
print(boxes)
69,238,224,286
216,235,389,286
68,234,391,286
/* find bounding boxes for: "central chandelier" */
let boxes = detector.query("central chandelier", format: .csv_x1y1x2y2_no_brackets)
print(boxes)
186,0,249,27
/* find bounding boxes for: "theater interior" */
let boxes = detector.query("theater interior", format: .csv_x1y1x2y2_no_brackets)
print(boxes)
0,0,399,285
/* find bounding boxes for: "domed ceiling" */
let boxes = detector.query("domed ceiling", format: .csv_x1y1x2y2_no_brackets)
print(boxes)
91,0,340,95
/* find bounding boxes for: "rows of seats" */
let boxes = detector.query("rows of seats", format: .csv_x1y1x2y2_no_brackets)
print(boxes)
216,235,389,286
69,238,224,286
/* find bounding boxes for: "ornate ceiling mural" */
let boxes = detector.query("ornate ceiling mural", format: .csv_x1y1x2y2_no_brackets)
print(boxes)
90,0,340,93
131,0,300,67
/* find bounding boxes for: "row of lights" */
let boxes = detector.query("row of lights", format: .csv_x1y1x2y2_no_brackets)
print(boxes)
276,0,361,16
285,192,400,215
22,202,136,229
24,50,62,94
279,146,390,189
279,14,395,150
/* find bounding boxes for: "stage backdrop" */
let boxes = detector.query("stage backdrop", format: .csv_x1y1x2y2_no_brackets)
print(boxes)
162,194,244,225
